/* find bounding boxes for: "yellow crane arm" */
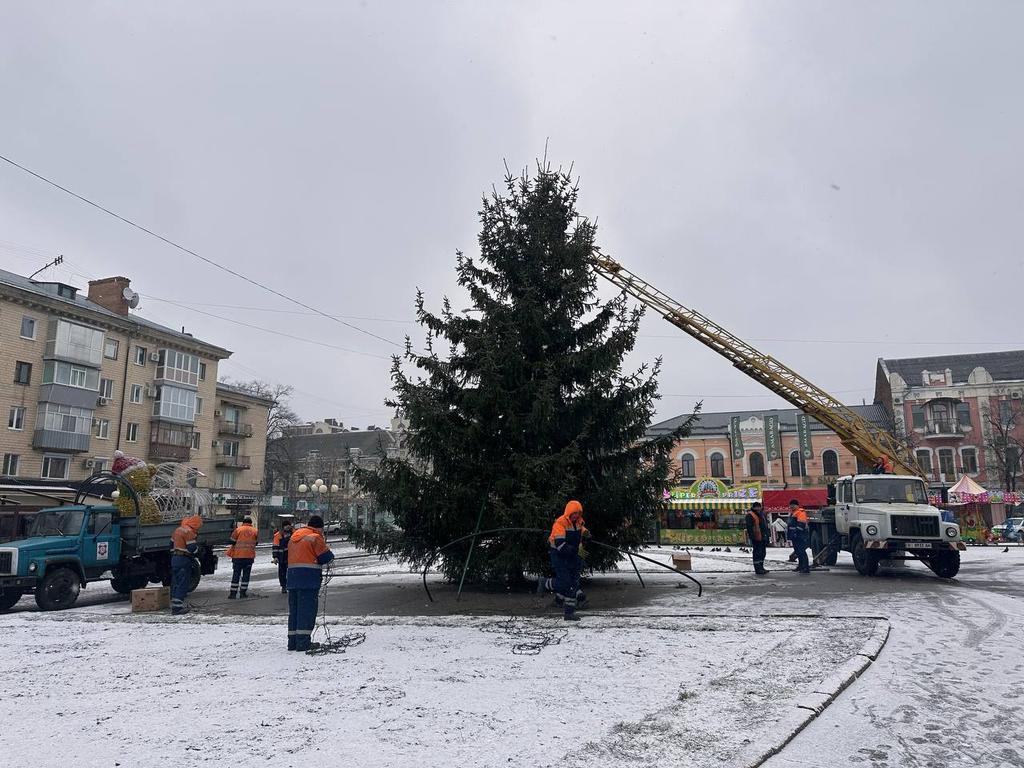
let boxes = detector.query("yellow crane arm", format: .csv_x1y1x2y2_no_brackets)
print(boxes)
590,253,922,478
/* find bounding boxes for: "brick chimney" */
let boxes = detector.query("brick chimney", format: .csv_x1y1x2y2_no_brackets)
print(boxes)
88,276,132,315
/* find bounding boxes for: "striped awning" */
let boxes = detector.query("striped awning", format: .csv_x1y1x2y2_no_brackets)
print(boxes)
667,498,759,511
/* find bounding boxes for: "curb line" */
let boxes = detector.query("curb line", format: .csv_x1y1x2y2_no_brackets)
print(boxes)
736,617,891,768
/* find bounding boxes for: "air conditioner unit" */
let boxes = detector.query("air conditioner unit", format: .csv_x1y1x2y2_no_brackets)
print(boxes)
214,409,222,417
149,351,161,362
1013,392,1022,399
97,396,110,406
83,459,95,469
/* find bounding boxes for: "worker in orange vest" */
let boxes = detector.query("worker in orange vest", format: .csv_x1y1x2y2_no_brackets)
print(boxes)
286,515,335,651
543,500,589,621
169,515,203,615
786,500,811,574
227,516,259,599
746,502,769,575
872,455,894,474
271,522,293,594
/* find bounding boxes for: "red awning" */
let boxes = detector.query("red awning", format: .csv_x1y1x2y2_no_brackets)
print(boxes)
762,489,828,511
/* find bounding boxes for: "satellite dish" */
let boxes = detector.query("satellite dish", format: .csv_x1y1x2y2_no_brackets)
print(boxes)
122,286,141,309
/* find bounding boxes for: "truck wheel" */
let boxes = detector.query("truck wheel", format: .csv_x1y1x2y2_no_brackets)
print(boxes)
928,550,961,579
111,575,149,595
188,560,202,593
0,589,23,612
824,547,839,567
35,567,81,611
851,534,879,577
809,529,824,560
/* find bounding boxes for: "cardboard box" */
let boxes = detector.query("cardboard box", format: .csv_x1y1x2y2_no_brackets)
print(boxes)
671,553,692,572
131,586,170,613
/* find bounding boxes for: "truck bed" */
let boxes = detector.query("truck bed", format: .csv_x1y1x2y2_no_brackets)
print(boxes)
120,517,236,556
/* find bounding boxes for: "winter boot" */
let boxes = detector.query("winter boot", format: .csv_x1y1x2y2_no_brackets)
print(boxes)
575,590,589,608
171,606,188,616
563,601,579,622
755,564,768,575
228,591,237,599
239,589,248,598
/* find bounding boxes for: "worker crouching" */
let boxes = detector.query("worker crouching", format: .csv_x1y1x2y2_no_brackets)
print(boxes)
545,500,589,622
169,515,203,615
286,515,335,652
227,516,258,599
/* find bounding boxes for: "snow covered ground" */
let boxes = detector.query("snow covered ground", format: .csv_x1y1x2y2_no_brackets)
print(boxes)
0,610,873,768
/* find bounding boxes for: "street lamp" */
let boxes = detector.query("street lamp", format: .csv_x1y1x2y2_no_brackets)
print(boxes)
296,478,340,524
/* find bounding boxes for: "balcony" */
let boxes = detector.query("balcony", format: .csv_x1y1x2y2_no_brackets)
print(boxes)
922,419,964,439
218,420,253,437
32,429,90,453
215,454,251,470
149,441,192,462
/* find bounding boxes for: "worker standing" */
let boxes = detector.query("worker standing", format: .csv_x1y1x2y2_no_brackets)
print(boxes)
786,499,811,574
746,502,769,575
286,515,335,652
169,515,203,616
546,500,589,622
227,516,259,599
272,522,293,594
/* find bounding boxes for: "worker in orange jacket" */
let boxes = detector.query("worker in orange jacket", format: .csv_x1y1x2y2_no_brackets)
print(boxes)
542,500,589,621
271,523,293,594
286,515,335,652
746,502,769,575
786,500,811,574
169,515,203,615
227,516,259,599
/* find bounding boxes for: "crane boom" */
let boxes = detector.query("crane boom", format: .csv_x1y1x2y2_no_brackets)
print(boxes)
590,253,922,478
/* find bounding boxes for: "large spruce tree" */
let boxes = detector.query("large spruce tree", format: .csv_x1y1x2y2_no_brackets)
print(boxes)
356,166,692,581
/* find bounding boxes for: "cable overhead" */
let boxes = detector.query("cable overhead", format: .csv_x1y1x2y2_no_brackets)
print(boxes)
0,152,402,349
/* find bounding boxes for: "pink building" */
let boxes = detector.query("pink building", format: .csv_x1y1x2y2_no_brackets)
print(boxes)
874,351,1024,491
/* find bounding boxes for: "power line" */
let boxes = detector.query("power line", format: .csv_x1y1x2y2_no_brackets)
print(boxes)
142,294,416,324
0,152,403,349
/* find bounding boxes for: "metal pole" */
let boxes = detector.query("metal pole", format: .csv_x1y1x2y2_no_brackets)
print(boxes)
627,553,645,589
455,496,487,602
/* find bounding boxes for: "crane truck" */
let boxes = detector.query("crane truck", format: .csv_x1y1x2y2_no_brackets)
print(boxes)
0,471,234,611
591,253,964,578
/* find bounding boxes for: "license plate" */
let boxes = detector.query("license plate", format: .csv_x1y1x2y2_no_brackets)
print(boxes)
905,541,935,549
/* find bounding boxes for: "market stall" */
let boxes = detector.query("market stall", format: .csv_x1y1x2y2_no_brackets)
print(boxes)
933,476,1023,543
660,477,761,545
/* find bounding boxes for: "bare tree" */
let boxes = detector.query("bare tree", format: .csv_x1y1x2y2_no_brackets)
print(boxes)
984,399,1024,491
219,379,300,439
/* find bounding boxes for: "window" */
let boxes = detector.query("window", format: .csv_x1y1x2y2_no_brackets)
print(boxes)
938,448,955,478
2,454,19,476
748,452,765,476
218,471,236,489
130,384,143,404
14,361,32,385
41,403,92,434
821,450,839,477
8,407,25,431
223,440,240,457
104,338,119,360
962,448,978,474
680,454,695,478
47,320,104,366
153,385,197,422
999,400,1014,425
42,361,99,391
125,422,139,442
931,402,950,426
956,402,972,429
156,349,200,386
94,418,110,439
838,479,852,503
89,511,113,534
911,404,925,429
20,316,36,339
93,457,108,473
710,452,726,478
135,346,148,365
1005,447,1020,475
191,432,201,450
790,450,805,477
199,362,207,381
195,396,203,415
99,378,114,399
41,454,69,480
915,450,932,474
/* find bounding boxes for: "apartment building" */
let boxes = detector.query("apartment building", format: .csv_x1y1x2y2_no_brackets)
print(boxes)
0,268,267,514
211,382,272,518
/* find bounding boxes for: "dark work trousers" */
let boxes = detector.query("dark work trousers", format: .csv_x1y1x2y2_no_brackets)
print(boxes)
277,559,288,591
288,588,320,651
752,541,767,570
549,551,580,618
230,558,254,597
170,554,191,611
792,534,810,572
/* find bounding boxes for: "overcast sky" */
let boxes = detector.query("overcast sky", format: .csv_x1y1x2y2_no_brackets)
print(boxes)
1,2,1022,428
